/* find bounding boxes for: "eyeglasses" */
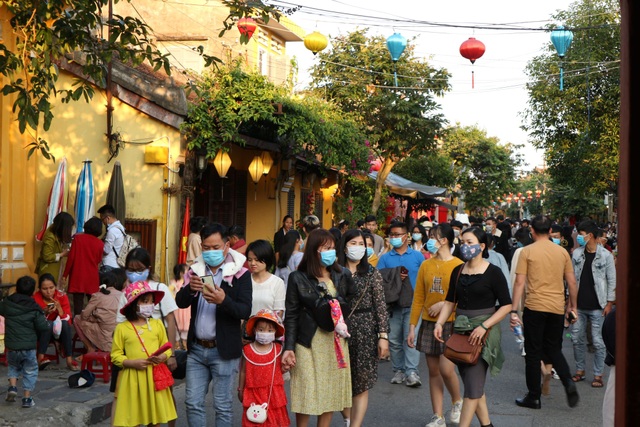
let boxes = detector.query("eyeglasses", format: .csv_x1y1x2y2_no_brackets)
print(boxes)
389,233,406,238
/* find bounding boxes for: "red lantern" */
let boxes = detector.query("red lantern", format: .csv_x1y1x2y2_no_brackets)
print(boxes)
459,37,486,88
237,17,257,41
536,189,542,198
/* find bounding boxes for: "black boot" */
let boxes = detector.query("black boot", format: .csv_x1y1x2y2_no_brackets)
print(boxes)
565,381,580,407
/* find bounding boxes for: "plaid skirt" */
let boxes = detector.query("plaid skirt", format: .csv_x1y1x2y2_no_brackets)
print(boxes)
417,320,454,356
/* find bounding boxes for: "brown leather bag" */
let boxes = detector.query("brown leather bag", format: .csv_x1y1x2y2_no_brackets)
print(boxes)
444,332,486,365
442,263,488,365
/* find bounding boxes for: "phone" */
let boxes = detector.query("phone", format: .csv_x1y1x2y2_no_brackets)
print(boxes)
566,310,577,322
400,267,408,275
201,275,215,291
47,303,55,309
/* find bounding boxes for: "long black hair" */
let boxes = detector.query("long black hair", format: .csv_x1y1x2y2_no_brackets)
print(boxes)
277,230,301,269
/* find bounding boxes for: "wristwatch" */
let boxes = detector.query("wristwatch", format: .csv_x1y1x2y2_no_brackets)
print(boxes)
379,333,389,340
510,310,518,314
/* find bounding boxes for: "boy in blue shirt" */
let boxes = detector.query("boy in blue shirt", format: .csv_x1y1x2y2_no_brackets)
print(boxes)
0,276,49,408
378,222,425,387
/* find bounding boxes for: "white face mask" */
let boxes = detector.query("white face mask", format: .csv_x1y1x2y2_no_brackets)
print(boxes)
255,331,276,345
346,246,366,262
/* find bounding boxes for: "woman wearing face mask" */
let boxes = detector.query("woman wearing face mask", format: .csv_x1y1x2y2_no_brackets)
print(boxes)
274,230,303,288
407,223,464,427
283,229,358,427
111,281,177,426
116,248,179,372
433,227,512,427
411,223,430,259
363,232,379,268
337,230,389,427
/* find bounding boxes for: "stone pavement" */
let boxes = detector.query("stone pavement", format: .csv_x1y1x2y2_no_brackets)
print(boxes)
0,360,116,426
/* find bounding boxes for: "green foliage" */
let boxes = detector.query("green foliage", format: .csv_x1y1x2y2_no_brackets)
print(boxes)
182,62,370,173
0,0,171,162
522,0,620,214
392,153,457,189
332,175,390,226
443,124,521,214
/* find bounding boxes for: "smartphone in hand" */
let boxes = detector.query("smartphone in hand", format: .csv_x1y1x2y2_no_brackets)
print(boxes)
201,275,215,292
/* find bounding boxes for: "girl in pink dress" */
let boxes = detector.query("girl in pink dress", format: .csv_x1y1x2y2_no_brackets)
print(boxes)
238,309,290,427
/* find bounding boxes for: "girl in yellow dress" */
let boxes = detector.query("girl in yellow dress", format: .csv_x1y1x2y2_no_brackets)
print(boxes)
111,281,178,426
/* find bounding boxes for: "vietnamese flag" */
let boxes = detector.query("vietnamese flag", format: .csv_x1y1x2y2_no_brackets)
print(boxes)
178,197,190,264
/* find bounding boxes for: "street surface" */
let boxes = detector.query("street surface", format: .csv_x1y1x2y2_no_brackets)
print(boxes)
97,319,606,426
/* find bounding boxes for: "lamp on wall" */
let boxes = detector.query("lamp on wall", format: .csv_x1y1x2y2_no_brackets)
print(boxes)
260,152,273,176
248,155,264,200
195,147,208,179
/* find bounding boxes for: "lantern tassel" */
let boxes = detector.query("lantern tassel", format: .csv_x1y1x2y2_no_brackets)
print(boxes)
393,63,398,87
472,70,475,89
560,66,564,91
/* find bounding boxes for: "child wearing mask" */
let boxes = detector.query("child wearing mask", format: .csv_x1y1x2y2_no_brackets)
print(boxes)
238,309,290,427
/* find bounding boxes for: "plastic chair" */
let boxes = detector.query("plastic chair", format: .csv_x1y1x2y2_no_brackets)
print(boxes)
71,333,87,357
81,351,111,383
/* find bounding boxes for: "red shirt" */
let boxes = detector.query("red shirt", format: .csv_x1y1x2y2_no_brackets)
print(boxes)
33,289,72,323
62,233,104,294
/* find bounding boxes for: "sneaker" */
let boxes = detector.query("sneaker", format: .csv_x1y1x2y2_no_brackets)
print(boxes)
449,399,463,423
405,372,422,387
552,368,560,380
390,371,406,384
21,397,35,408
425,414,446,427
5,386,18,402
343,418,351,427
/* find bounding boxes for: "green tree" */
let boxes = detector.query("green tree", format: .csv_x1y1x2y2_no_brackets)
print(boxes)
308,29,451,214
392,152,457,189
522,0,620,217
443,125,520,214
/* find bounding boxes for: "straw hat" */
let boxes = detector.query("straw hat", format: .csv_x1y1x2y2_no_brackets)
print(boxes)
119,281,164,315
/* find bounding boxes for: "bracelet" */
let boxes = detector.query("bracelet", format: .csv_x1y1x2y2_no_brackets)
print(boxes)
480,323,488,331
379,337,389,341
510,310,518,314
435,322,443,327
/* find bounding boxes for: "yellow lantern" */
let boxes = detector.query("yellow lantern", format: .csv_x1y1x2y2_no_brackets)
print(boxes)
304,31,328,55
248,156,264,201
260,151,273,176
213,150,232,178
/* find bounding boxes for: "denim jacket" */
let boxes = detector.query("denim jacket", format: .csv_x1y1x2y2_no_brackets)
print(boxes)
572,245,616,309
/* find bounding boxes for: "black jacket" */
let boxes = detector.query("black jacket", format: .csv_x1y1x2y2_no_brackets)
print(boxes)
175,270,252,360
284,267,357,351
0,293,49,351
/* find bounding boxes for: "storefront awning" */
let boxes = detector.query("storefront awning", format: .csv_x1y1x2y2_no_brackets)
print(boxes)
368,171,447,198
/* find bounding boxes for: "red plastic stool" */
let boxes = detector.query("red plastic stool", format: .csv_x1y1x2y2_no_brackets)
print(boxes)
81,352,111,383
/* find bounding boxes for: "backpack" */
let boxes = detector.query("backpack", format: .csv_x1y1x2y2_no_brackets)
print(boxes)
113,227,139,267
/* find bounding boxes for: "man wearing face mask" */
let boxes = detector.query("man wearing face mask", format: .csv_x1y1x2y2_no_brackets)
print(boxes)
510,215,580,410
98,204,125,272
377,222,426,388
175,223,252,427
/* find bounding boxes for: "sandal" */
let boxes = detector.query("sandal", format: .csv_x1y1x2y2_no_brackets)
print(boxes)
571,372,586,382
592,376,604,388
38,360,51,371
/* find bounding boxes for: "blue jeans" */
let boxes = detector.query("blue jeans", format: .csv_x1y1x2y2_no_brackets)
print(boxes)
185,343,239,427
389,306,420,376
7,350,38,391
571,308,606,376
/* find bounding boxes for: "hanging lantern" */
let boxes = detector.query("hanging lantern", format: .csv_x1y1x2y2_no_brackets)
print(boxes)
386,32,407,87
536,189,542,198
248,155,264,201
459,37,486,89
260,151,273,176
551,26,574,91
213,150,232,178
304,31,328,55
237,17,257,42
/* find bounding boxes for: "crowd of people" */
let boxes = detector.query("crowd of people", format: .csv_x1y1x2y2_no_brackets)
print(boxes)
0,207,618,427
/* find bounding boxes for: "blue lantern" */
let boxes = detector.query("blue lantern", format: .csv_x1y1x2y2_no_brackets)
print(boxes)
550,26,574,90
386,32,407,87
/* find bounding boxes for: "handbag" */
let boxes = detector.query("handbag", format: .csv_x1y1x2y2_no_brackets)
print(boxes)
442,263,489,365
131,322,175,391
245,345,277,424
309,279,348,332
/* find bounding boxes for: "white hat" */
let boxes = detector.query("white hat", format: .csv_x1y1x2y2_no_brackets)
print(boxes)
455,213,470,225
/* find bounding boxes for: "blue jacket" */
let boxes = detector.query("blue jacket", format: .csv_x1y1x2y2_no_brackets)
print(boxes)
572,245,616,309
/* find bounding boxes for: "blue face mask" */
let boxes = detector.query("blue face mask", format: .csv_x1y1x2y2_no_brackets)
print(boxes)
552,237,561,245
202,249,225,267
126,269,149,284
412,233,423,242
577,235,587,247
426,238,439,254
516,241,524,248
389,237,403,248
366,247,374,257
460,244,482,261
299,241,305,251
319,249,336,267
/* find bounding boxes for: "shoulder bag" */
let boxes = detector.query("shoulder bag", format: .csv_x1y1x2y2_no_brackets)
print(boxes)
443,264,489,365
131,322,175,391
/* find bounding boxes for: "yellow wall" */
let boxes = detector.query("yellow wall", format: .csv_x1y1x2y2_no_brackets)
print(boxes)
33,72,183,282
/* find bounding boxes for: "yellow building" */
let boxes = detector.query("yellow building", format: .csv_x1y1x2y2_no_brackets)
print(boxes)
0,4,335,284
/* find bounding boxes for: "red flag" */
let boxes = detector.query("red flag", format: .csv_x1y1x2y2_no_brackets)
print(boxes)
178,197,190,264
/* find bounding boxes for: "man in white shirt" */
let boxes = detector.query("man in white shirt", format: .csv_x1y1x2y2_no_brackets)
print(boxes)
98,204,125,271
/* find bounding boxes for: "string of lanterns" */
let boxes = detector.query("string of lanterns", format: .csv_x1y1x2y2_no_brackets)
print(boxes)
493,189,543,206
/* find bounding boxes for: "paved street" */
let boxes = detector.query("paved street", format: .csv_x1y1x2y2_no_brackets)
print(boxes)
104,319,606,426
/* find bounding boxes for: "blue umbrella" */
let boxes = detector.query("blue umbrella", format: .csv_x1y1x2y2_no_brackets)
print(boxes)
74,160,95,233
